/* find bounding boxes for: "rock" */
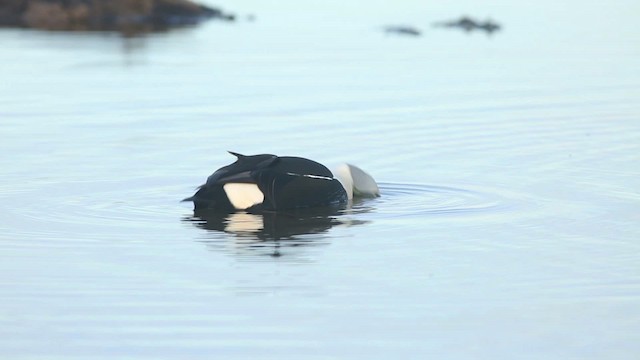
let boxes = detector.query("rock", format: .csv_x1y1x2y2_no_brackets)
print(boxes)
22,2,70,30
384,25,421,37
433,16,502,34
0,0,234,33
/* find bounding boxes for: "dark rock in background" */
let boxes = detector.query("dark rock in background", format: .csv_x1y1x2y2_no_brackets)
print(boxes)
0,0,234,33
384,25,421,37
434,16,502,34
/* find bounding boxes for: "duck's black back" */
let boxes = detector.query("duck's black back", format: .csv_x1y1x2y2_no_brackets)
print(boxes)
251,156,346,211
186,153,348,212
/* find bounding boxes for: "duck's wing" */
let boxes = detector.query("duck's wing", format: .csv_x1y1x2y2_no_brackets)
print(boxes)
269,156,335,178
206,152,278,186
251,157,347,210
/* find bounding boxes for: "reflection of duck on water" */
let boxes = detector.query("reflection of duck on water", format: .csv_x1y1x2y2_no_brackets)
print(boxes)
183,207,370,257
187,207,363,240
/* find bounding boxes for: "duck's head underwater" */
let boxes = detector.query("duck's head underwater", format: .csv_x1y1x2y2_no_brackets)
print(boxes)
183,151,380,212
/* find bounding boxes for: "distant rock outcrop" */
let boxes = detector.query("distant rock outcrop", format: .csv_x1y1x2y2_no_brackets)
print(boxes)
384,25,421,37
0,0,234,33
434,16,501,34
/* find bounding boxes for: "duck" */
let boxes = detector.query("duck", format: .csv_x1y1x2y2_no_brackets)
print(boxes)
183,151,380,212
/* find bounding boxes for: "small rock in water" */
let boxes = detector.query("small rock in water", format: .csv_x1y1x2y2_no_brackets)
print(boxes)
433,16,502,34
384,26,421,37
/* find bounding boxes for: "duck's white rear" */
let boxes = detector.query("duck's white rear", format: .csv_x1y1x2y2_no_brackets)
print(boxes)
333,163,380,200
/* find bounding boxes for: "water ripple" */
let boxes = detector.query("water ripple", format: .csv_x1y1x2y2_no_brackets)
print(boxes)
0,179,183,244
180,181,514,259
357,182,509,219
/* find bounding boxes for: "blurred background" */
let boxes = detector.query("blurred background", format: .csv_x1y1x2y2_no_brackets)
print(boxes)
1,1,639,359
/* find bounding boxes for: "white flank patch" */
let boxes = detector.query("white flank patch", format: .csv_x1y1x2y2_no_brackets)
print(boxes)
223,183,264,210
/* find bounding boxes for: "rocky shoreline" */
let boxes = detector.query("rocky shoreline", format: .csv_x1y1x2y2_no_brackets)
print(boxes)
0,0,234,33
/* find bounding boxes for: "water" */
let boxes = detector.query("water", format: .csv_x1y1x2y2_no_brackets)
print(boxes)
1,0,639,358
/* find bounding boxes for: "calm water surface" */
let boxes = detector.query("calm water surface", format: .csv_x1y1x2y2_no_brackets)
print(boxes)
1,0,639,359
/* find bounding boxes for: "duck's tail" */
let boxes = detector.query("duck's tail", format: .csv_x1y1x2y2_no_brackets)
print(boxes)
333,163,380,200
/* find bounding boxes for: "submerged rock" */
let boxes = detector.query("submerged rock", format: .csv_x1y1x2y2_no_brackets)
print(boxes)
434,16,502,34
0,0,234,33
384,25,421,37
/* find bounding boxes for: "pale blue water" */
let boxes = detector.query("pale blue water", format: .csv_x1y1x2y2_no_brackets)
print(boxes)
1,1,639,359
